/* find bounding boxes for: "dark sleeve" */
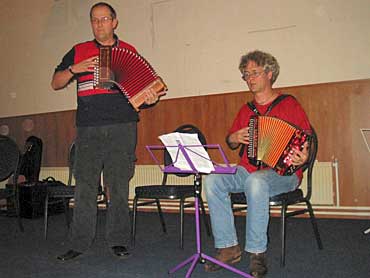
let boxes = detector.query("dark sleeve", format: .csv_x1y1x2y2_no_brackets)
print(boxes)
225,134,238,150
54,47,75,73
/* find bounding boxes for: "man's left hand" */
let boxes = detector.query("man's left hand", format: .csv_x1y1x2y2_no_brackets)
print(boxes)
143,88,166,105
290,142,309,166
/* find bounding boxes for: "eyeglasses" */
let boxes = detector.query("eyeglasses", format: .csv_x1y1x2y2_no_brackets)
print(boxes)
91,16,113,25
241,71,264,81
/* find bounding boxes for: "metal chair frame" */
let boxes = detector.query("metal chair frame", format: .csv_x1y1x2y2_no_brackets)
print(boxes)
131,124,211,249
43,142,110,239
43,143,75,239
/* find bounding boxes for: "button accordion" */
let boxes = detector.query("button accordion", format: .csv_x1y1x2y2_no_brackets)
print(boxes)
247,115,310,176
94,46,167,111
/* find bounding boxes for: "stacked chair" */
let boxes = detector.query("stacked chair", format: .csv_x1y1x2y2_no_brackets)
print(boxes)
0,135,24,232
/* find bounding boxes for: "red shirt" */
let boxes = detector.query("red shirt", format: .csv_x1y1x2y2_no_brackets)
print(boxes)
229,94,311,181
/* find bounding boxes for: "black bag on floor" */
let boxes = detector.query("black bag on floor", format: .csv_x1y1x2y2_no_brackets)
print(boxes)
7,177,66,219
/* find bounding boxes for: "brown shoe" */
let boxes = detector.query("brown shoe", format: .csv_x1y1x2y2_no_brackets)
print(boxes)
204,245,242,272
249,252,267,278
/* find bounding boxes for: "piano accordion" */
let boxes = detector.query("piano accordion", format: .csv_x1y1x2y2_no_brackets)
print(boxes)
247,116,310,176
94,46,167,111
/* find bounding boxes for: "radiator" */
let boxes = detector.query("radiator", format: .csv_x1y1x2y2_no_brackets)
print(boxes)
300,161,335,205
0,167,73,189
38,165,201,210
129,162,335,205
21,162,370,219
39,167,73,184
37,161,334,206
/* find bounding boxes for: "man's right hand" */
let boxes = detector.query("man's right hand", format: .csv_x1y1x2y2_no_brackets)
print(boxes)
71,56,98,74
230,127,250,145
51,56,99,90
227,127,250,149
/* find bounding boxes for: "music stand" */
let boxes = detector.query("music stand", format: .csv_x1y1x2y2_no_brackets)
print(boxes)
146,143,253,278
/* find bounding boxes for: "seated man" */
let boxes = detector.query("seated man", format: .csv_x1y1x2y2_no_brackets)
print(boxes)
204,50,311,278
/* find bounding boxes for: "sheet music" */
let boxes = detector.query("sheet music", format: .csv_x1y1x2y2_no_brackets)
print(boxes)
158,132,215,173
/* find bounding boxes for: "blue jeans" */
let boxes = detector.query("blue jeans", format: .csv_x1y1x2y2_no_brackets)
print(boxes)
204,166,298,253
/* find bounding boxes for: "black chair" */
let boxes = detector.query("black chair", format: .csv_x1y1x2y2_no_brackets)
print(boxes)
0,135,24,232
132,124,211,249
230,126,323,266
44,142,109,239
43,142,76,239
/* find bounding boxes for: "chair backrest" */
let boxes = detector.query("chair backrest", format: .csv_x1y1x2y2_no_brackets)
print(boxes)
303,126,318,200
163,124,207,180
0,135,20,184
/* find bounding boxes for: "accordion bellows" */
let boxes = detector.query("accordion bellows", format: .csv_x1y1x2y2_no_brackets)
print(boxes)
247,116,309,176
94,46,167,111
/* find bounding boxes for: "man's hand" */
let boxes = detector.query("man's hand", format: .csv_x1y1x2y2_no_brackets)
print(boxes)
227,127,250,149
290,142,309,166
51,56,99,90
70,56,98,74
143,88,166,105
229,127,250,145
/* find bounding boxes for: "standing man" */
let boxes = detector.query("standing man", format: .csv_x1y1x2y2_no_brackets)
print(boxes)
204,50,311,277
51,2,164,261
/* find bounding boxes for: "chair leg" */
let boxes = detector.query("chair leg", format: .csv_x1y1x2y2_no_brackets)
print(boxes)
280,204,287,267
306,200,323,250
14,192,24,232
199,197,211,236
156,199,167,234
104,191,109,208
180,198,185,249
63,198,71,229
131,197,138,247
44,194,49,239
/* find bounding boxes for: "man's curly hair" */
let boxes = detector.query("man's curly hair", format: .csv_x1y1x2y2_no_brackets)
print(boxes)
239,50,280,85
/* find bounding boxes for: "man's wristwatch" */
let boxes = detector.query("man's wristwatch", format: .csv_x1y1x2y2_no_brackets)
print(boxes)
68,65,75,75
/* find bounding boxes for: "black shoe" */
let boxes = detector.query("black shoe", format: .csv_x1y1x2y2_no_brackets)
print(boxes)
111,246,131,258
57,250,83,261
249,252,267,278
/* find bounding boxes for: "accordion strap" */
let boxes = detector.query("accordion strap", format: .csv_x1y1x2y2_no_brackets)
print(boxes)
238,94,292,158
246,94,291,116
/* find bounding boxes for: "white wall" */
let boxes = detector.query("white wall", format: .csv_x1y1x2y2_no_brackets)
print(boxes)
1,0,369,117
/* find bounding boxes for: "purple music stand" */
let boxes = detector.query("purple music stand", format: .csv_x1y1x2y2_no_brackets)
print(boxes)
146,143,253,278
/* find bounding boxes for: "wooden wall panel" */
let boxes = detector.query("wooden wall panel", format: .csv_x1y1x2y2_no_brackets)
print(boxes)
1,79,369,207
0,110,76,167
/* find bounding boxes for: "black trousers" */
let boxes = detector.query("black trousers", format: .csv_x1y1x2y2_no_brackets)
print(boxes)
70,122,137,252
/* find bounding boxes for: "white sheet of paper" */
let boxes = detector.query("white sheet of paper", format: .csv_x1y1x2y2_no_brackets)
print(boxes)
158,132,215,173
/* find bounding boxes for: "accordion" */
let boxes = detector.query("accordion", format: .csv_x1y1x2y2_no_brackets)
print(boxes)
247,116,310,176
94,46,167,111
